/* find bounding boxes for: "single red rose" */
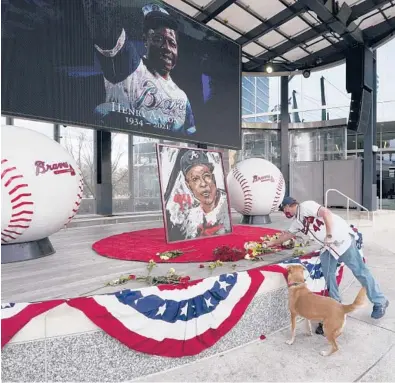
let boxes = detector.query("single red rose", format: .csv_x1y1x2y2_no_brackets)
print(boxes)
129,275,136,280
259,335,266,340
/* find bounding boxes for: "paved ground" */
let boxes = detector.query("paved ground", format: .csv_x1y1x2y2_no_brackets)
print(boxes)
133,214,395,382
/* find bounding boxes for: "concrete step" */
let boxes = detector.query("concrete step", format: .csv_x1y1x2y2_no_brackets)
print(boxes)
65,212,163,229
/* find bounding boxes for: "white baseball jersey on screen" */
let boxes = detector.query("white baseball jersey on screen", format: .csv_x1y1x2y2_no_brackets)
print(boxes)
95,29,195,134
288,200,355,259
103,61,191,131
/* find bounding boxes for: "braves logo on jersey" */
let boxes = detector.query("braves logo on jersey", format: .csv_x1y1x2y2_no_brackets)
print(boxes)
302,216,324,235
135,79,186,120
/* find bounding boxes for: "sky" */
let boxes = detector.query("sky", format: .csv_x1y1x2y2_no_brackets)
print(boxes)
267,37,395,123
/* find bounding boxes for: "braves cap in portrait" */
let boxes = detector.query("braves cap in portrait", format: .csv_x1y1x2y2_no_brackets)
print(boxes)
180,150,214,177
142,3,178,32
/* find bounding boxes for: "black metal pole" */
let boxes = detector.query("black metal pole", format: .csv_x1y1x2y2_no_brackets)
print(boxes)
280,75,290,192
54,124,61,142
94,130,113,215
320,76,327,121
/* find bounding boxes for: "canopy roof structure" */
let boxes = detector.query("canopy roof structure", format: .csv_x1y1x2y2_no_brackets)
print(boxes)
164,0,395,73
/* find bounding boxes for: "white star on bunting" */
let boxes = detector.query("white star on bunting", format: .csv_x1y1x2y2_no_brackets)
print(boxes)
156,303,166,316
180,303,188,317
218,280,231,291
205,297,214,308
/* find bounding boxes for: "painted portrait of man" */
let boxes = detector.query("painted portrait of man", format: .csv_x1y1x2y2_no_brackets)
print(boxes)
157,145,232,243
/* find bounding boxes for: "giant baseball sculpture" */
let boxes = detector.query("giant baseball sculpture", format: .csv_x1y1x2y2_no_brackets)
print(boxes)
1,125,83,245
227,158,286,216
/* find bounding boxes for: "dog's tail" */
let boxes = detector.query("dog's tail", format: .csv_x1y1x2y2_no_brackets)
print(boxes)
342,287,366,314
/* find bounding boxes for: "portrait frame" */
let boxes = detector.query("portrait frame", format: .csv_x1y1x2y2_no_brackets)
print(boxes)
156,144,233,244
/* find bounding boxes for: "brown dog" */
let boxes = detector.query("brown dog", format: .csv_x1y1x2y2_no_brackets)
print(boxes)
286,264,366,356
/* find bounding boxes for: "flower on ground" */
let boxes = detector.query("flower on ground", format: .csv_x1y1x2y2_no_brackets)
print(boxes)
208,262,216,270
169,268,176,274
179,276,191,284
147,259,158,275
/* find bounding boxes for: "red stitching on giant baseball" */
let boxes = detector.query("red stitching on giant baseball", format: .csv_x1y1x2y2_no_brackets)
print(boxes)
5,175,23,187
10,218,31,223
1,167,16,179
65,172,84,225
271,175,284,212
11,193,31,203
13,201,33,209
12,210,33,217
233,166,253,215
1,159,34,244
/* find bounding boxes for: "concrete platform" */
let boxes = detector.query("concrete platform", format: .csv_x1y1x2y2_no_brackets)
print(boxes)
1,271,291,382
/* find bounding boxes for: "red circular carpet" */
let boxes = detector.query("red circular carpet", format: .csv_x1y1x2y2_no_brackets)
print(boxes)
92,225,281,263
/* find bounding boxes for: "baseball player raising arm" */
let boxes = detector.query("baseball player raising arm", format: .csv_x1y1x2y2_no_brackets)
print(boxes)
82,1,196,135
265,197,389,334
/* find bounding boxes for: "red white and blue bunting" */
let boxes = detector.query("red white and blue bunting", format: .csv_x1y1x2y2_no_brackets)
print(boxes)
2,250,354,356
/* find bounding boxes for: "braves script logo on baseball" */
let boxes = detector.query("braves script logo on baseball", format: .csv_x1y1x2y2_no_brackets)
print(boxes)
35,161,76,176
252,175,275,183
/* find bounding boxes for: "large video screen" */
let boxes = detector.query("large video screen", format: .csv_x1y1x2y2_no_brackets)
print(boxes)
1,0,241,149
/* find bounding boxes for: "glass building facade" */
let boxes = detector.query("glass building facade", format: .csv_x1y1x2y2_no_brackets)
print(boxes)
242,76,270,122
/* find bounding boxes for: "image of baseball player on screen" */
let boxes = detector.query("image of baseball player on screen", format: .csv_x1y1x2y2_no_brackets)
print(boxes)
83,1,196,136
159,147,231,242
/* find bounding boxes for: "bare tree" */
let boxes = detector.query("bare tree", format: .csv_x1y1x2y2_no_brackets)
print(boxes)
62,129,129,198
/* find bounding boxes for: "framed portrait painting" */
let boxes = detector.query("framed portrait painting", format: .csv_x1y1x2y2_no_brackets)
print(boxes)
156,144,232,243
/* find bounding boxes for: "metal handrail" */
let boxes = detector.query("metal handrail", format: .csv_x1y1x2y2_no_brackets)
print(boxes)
325,189,371,223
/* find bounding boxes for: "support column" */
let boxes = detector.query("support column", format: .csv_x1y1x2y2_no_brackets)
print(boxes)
128,134,134,212
280,75,290,193
94,130,113,215
54,124,61,142
5,116,14,125
362,51,377,211
372,50,378,199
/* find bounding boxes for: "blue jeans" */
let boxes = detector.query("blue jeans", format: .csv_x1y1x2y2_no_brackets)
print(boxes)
320,240,387,306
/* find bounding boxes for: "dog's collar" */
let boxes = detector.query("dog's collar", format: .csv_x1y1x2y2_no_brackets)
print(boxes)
287,282,305,288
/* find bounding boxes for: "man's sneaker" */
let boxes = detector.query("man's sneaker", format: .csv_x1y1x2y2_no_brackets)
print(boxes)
315,322,324,335
371,300,389,319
